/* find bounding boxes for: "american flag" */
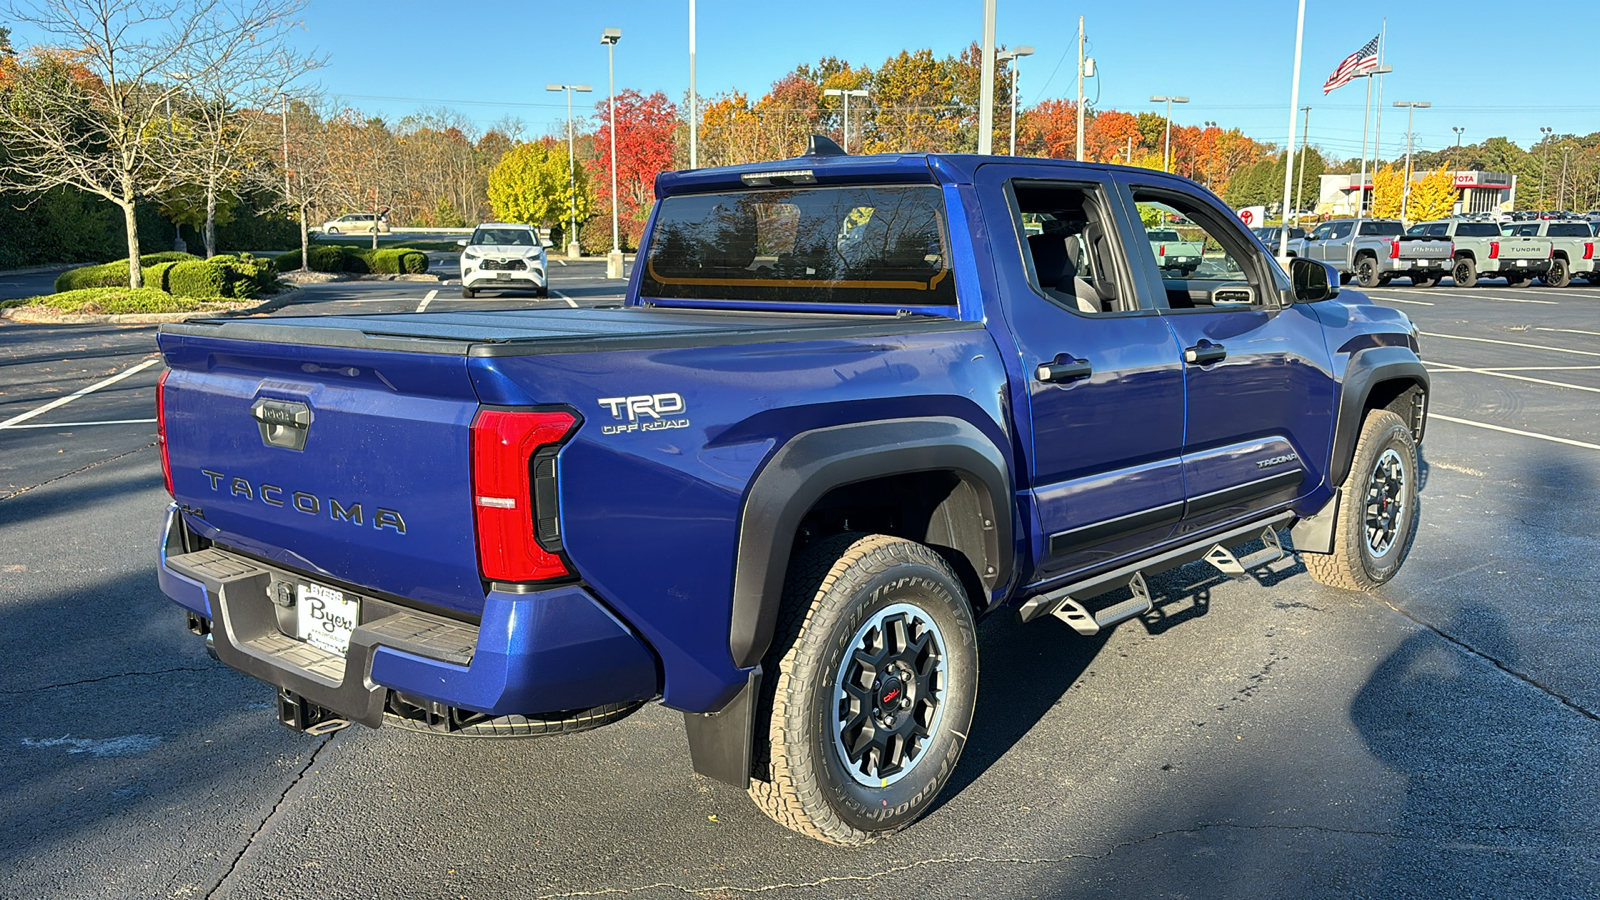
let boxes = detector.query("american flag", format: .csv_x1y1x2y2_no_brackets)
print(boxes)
1322,35,1380,94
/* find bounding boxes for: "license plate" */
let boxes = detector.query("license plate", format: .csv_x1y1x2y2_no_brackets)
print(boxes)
1517,259,1528,266
496,271,511,279
296,583,359,657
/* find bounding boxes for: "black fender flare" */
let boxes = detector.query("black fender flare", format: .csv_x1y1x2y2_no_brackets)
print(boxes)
1329,344,1429,487
728,416,1013,670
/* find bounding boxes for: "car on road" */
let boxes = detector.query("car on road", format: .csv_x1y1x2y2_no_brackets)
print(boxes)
154,145,1427,845
1406,219,1551,288
1500,220,1598,286
458,223,549,299
320,213,390,235
1301,218,1453,287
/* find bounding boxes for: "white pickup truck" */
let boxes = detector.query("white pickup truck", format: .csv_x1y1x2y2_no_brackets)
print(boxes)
1499,220,1596,287
1146,228,1206,276
1408,219,1551,288
1302,218,1454,288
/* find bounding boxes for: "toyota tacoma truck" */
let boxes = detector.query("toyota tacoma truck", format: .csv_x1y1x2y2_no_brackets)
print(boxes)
156,139,1428,845
1302,217,1453,287
1499,220,1596,287
1406,219,1552,288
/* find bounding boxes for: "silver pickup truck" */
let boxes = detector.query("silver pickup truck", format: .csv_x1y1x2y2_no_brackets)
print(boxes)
1302,218,1454,288
1146,228,1206,276
1500,220,1596,286
1408,219,1550,288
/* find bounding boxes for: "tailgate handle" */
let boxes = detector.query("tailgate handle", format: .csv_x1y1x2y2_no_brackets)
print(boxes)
250,398,313,451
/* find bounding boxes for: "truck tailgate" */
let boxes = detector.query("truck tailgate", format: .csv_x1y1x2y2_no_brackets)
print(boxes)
1497,237,1553,260
159,332,485,617
1398,238,1452,260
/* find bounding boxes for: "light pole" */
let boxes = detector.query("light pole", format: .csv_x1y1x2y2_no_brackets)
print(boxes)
1295,105,1311,218
1394,100,1430,222
1150,95,1189,173
601,27,623,279
997,46,1033,156
1539,126,1553,209
822,87,868,152
1203,121,1217,187
1351,65,1391,220
1452,126,1464,151
688,0,697,169
546,83,593,259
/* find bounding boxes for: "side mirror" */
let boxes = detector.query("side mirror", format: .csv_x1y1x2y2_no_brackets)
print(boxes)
456,238,468,247
1289,256,1338,303
540,239,554,249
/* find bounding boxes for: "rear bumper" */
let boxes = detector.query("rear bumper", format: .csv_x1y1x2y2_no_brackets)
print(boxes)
157,508,658,727
1483,258,1552,274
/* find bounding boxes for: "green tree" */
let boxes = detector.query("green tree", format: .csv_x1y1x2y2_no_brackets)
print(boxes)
487,141,589,229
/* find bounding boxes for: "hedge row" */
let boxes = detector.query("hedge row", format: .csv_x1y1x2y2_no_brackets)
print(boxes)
273,245,429,275
53,253,275,298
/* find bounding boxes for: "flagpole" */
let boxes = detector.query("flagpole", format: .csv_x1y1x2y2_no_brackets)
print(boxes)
1371,19,1387,204
1276,0,1306,261
1355,74,1372,220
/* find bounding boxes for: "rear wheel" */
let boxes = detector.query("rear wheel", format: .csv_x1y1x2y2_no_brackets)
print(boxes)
1452,257,1478,287
748,534,978,845
1355,256,1381,288
327,227,340,235
461,286,475,299
1305,410,1420,591
1541,258,1571,288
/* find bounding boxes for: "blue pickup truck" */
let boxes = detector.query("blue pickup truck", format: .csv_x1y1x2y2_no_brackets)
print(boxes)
156,139,1427,845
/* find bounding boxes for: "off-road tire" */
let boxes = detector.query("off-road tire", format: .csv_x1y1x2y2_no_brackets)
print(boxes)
461,286,475,299
384,699,645,738
747,533,978,846
1541,258,1571,288
1355,256,1381,288
1305,410,1419,591
1452,257,1478,288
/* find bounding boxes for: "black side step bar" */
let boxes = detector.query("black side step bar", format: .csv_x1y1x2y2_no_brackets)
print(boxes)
1018,512,1296,629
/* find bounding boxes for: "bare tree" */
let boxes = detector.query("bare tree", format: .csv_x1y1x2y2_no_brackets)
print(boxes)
265,94,340,271
167,8,322,257
0,0,312,285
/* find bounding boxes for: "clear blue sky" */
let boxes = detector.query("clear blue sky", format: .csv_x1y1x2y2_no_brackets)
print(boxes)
22,0,1600,159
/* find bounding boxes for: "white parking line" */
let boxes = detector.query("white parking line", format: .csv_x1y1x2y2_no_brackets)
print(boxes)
1419,332,1600,358
416,289,438,312
1431,413,1600,452
1426,361,1600,394
1471,365,1600,372
0,358,160,429
552,290,578,309
1403,289,1556,304
1539,327,1600,338
1369,295,1434,306
1,418,156,429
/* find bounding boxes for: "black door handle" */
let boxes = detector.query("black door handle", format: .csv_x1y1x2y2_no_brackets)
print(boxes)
1184,342,1227,365
1036,359,1093,384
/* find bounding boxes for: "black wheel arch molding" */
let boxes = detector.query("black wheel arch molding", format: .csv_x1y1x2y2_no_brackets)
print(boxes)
727,416,1015,671
1328,344,1429,488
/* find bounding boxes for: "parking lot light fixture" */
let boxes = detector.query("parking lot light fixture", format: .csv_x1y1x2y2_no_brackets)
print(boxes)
822,87,869,152
1150,95,1188,173
997,46,1033,156
1394,100,1430,222
547,83,593,259
1540,126,1554,209
601,28,623,279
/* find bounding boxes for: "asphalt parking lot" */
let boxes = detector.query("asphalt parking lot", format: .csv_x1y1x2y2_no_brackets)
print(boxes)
2,265,1598,899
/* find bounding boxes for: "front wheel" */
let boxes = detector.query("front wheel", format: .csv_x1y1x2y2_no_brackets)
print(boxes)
1452,257,1478,288
326,227,340,235
1305,409,1420,591
1355,256,1381,288
461,286,475,299
748,534,978,845
1541,258,1571,288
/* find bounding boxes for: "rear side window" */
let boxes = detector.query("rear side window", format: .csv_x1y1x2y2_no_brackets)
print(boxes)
1359,221,1403,236
641,185,955,306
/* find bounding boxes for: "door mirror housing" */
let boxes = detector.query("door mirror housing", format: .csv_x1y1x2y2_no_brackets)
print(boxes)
456,238,469,247
1289,257,1339,303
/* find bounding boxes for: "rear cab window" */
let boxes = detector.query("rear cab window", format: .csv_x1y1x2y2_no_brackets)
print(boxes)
1548,224,1591,237
640,185,955,307
1455,223,1500,237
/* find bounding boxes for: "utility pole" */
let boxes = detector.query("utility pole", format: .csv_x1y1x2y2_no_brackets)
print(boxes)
601,28,623,279
978,0,996,154
1294,105,1311,217
1559,144,1571,210
688,0,697,169
1125,133,1133,164
1075,16,1085,161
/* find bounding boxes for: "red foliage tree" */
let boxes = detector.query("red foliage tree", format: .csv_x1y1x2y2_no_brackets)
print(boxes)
1017,99,1079,159
587,89,679,249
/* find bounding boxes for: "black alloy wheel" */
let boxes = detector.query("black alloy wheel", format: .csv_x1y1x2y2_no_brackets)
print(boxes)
1355,257,1380,288
1453,257,1478,287
1541,258,1571,288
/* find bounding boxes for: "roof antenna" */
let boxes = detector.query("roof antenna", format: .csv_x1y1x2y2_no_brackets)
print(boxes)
804,134,847,156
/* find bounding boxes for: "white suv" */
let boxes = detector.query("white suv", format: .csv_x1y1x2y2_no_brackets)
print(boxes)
459,223,549,298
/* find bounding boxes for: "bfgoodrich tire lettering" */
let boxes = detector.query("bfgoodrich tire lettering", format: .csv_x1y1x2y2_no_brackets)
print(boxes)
1306,409,1420,591
748,533,978,845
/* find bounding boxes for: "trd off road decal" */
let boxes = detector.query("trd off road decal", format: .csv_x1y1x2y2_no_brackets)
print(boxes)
597,393,690,435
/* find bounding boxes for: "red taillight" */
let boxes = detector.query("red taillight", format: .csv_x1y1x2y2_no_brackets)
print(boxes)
1585,242,1594,261
1489,241,1500,260
157,369,173,497
1159,244,1166,255
470,409,577,583
1388,239,1400,259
